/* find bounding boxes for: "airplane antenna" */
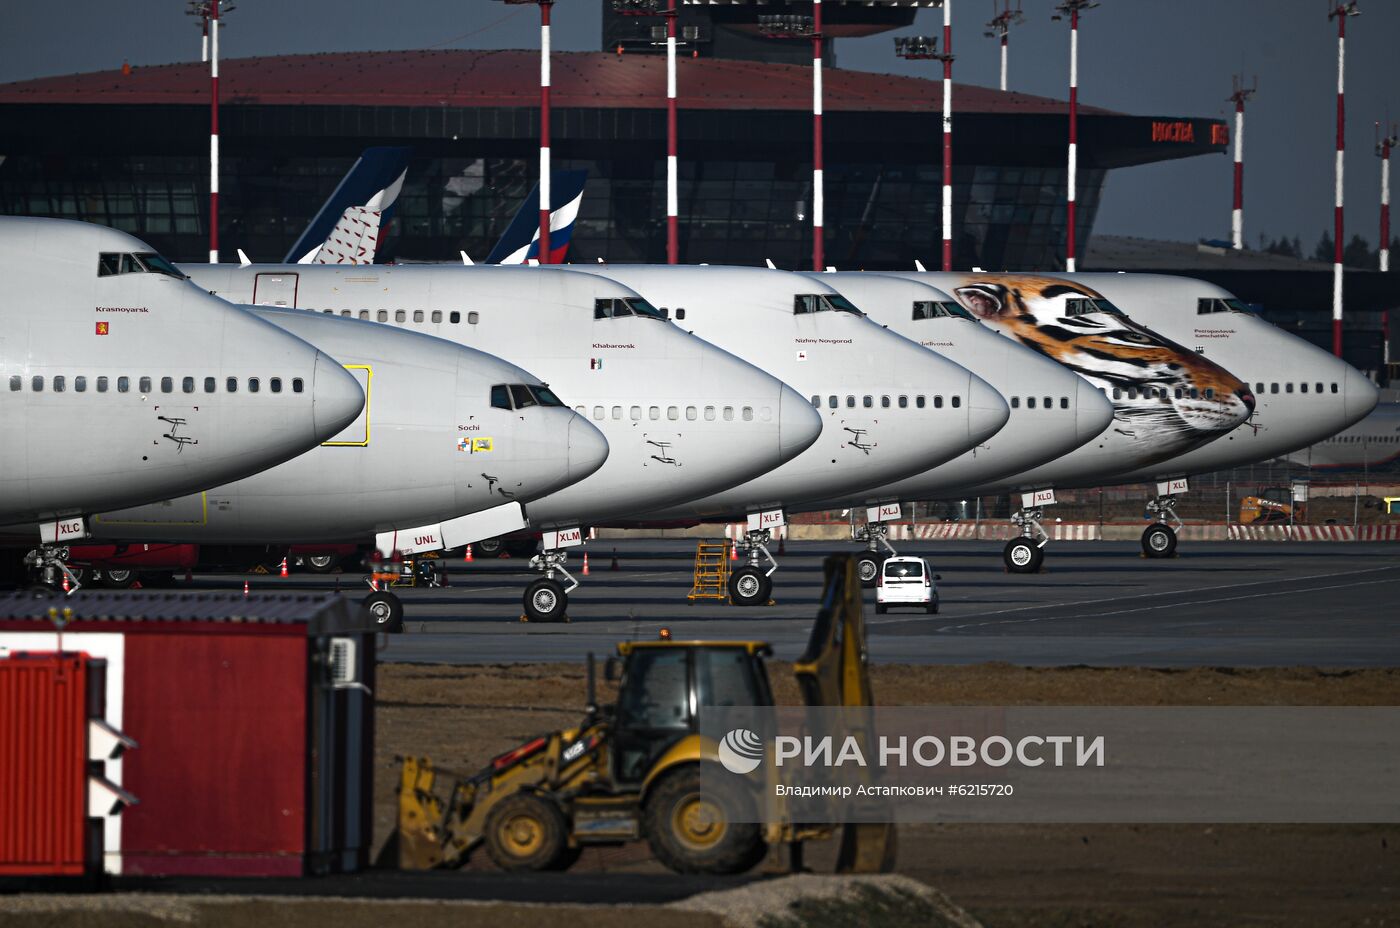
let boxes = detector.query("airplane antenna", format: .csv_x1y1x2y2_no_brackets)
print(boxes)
1227,74,1258,250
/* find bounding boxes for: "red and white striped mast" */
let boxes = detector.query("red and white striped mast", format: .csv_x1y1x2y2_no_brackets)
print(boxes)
188,1,231,263
498,0,554,262
812,0,824,272
1228,76,1257,251
1053,0,1096,273
1329,1,1359,357
1378,123,1396,272
983,1,1022,93
666,4,680,263
895,27,955,271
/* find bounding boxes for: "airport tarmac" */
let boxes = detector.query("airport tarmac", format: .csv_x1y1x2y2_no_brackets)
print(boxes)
207,539,1400,667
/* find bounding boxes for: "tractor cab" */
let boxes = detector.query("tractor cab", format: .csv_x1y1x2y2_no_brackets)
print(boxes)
606,641,773,784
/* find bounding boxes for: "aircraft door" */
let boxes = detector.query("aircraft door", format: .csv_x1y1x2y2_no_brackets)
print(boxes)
252,272,299,307
322,365,372,446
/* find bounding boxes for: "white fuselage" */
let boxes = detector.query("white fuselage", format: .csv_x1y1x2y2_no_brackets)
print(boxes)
1050,274,1380,483
1282,402,1400,470
0,218,364,529
180,263,821,531
84,308,608,544
560,265,1009,522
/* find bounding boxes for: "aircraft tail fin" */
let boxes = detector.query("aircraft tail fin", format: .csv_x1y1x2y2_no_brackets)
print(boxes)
485,169,588,265
285,146,413,265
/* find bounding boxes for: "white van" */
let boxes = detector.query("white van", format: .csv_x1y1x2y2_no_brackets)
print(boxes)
875,556,940,614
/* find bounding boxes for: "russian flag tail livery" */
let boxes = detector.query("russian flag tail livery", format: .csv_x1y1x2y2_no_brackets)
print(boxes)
285,146,413,265
485,169,588,265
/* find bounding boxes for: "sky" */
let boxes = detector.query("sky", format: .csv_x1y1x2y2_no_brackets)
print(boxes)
3,0,1397,248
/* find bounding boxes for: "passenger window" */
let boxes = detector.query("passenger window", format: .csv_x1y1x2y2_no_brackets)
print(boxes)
952,395,961,408
204,377,216,393
1255,383,1265,394
359,310,370,320
97,376,109,393
846,396,855,408
292,378,304,393
225,377,236,393
723,406,734,421
395,310,406,323
630,406,642,421
898,396,908,408
450,311,461,324
118,376,130,393
1027,396,1036,409
74,376,87,392
704,406,715,421
1043,396,1051,408
8,375,20,391
863,396,873,408
667,406,679,420
1315,382,1323,393
377,310,388,322
1300,382,1308,393
468,312,479,324
511,385,538,409
31,376,43,392
915,396,926,408
686,406,697,420
249,377,260,393
340,310,352,317
182,376,195,393
592,406,604,419
270,377,282,393
810,395,820,407
676,308,686,320
160,376,173,394
1010,396,1020,408
1190,388,1200,399
1060,397,1069,409
649,406,660,420
934,396,944,408
491,385,511,409
1270,383,1279,394
828,395,838,408
1204,388,1215,399
1285,383,1294,393
1112,388,1122,400
431,311,442,323
322,309,333,315
413,310,424,323
881,396,890,408
52,375,66,393
1331,383,1339,393
742,407,753,421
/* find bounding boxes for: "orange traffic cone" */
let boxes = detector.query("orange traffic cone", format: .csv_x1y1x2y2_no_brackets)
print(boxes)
61,573,70,593
279,557,289,578
730,542,738,560
582,552,590,576
465,544,474,562
243,580,250,596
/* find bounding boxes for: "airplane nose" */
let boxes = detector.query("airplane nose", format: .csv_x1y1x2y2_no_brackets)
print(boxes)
311,351,366,439
777,383,823,463
1075,377,1115,443
566,414,610,482
966,374,1010,445
1342,363,1380,426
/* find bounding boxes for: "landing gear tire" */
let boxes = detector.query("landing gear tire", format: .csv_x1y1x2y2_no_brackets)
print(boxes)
304,554,340,574
523,578,568,623
483,792,573,872
643,765,766,875
100,568,137,589
728,567,771,607
475,537,504,557
1141,524,1177,559
364,590,405,633
855,553,884,588
1003,538,1043,574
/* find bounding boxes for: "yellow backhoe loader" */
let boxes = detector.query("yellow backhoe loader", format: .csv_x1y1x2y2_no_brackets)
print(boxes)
385,554,895,875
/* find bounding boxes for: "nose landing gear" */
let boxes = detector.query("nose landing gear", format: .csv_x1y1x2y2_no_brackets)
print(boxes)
1004,507,1048,574
729,528,778,607
1142,492,1183,559
524,547,579,623
852,520,899,589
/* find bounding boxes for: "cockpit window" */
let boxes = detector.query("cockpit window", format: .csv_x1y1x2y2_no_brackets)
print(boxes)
794,294,863,315
98,251,187,280
1197,297,1255,315
595,297,665,320
912,300,975,321
493,383,567,410
624,298,666,319
1064,297,1123,317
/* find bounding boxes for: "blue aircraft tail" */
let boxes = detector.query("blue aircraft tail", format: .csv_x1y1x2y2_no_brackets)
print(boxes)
485,169,589,265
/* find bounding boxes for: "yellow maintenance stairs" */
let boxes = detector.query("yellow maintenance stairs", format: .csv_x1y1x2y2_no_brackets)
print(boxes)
687,539,731,601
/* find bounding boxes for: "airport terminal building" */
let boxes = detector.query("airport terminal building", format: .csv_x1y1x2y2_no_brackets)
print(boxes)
0,49,1226,270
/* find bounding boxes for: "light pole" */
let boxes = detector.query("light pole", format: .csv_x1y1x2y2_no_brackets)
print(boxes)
614,0,683,263
1329,1,1360,357
187,1,233,264
983,0,1022,92
1052,0,1097,273
1378,122,1396,272
495,0,555,263
1228,75,1257,251
895,32,955,271
758,12,823,271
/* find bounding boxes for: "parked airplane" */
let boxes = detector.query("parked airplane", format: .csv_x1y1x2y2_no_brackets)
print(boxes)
794,272,1115,582
179,262,822,621
78,307,608,627
0,217,365,587
1282,402,1399,470
559,264,1009,604
883,272,1255,571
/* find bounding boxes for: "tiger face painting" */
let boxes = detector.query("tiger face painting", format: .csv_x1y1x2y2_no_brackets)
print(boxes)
949,275,1254,464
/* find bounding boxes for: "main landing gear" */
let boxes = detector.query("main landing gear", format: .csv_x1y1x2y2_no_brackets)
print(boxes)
1003,507,1048,574
1141,493,1183,559
729,528,778,607
852,518,899,589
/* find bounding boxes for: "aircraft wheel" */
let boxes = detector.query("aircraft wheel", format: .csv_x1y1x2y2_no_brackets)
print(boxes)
304,553,340,573
524,577,568,623
1141,524,1177,559
474,537,504,557
364,590,405,633
855,553,884,588
644,765,765,875
728,567,771,607
102,567,138,589
1003,538,1043,574
483,793,572,872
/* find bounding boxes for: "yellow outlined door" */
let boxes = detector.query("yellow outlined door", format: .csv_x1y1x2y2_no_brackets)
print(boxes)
323,365,372,446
